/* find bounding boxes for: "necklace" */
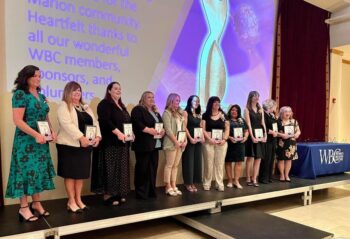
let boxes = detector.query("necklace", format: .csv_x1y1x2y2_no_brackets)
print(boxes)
74,104,83,112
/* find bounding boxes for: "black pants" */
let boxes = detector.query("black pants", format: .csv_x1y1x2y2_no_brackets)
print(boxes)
182,143,202,185
259,141,276,182
134,150,159,199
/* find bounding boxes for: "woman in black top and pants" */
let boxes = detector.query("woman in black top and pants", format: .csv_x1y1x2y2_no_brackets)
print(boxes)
91,82,131,205
259,99,278,184
131,91,164,199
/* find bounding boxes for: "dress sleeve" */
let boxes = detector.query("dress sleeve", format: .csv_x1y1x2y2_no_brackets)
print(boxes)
12,90,27,108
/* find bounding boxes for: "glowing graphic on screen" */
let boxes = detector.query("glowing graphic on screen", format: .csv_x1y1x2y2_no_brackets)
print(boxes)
152,0,276,112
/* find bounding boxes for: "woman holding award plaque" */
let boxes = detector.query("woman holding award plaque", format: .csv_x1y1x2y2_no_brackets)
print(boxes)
91,82,132,205
6,65,56,222
202,96,229,191
276,106,301,182
225,105,248,189
258,99,278,184
131,91,165,199
244,91,267,187
56,82,101,213
162,93,187,196
182,95,203,192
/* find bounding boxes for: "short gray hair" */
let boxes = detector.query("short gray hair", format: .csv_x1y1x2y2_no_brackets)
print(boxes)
262,99,276,111
279,106,293,119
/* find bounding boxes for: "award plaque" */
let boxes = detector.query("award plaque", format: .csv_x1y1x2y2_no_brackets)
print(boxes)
85,125,97,145
211,129,223,141
233,127,243,141
37,121,53,141
154,122,163,139
284,125,295,135
123,123,134,141
194,128,203,142
254,128,264,141
272,123,278,132
177,131,187,144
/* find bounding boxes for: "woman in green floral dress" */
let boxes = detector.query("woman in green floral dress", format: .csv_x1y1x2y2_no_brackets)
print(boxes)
276,106,301,182
5,65,56,222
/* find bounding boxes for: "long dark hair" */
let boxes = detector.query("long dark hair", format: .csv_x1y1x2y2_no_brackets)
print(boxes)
227,104,242,120
13,65,40,93
185,95,201,115
203,96,224,120
104,82,126,110
246,91,261,111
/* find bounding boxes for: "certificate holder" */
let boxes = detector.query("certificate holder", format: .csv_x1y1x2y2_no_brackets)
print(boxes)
85,125,97,145
37,121,53,141
194,128,203,142
233,127,243,141
154,122,163,139
211,129,223,142
254,128,264,141
123,123,134,141
272,123,278,132
177,131,187,144
284,125,295,136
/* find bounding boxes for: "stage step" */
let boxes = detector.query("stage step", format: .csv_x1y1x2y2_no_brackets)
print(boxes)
175,207,333,239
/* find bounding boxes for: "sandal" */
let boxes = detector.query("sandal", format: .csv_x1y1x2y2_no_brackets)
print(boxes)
19,205,38,222
30,201,50,217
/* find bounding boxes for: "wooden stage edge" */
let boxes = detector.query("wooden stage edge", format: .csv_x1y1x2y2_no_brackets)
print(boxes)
0,173,349,239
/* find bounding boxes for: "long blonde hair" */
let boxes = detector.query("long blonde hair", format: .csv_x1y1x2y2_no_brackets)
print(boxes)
165,93,182,117
62,81,84,111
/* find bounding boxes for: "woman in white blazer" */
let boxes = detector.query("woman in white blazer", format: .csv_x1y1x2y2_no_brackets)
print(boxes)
56,82,101,213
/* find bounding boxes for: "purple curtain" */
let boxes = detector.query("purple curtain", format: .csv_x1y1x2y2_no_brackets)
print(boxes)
272,0,330,142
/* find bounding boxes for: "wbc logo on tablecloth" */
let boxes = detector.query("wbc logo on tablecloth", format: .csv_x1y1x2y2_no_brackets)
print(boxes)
319,149,344,164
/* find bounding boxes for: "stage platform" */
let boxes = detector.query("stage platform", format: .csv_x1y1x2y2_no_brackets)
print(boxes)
0,173,349,239
175,207,333,239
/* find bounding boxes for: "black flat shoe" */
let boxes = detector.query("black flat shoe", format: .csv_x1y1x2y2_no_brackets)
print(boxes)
67,204,83,213
103,196,120,206
285,179,291,182
246,181,254,186
79,205,90,211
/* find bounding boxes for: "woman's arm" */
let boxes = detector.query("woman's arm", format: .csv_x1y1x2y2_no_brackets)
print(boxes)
13,108,45,144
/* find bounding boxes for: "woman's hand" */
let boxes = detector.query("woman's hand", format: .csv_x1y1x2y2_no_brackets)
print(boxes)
189,137,197,144
92,136,101,147
251,136,259,143
79,136,90,147
35,134,46,144
51,131,57,142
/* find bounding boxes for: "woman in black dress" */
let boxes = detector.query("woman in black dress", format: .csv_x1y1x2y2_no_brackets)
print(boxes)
57,82,101,212
244,91,267,187
91,82,131,205
131,91,165,199
182,95,204,192
276,106,301,182
258,99,278,184
225,105,248,189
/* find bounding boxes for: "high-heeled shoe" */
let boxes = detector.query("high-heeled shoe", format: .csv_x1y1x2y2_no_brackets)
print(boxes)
67,204,83,213
30,201,50,217
19,205,38,222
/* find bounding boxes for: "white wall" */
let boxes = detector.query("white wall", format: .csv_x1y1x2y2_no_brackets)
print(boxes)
330,5,350,48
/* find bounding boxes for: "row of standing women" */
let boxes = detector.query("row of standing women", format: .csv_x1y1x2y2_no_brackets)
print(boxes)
5,65,301,222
